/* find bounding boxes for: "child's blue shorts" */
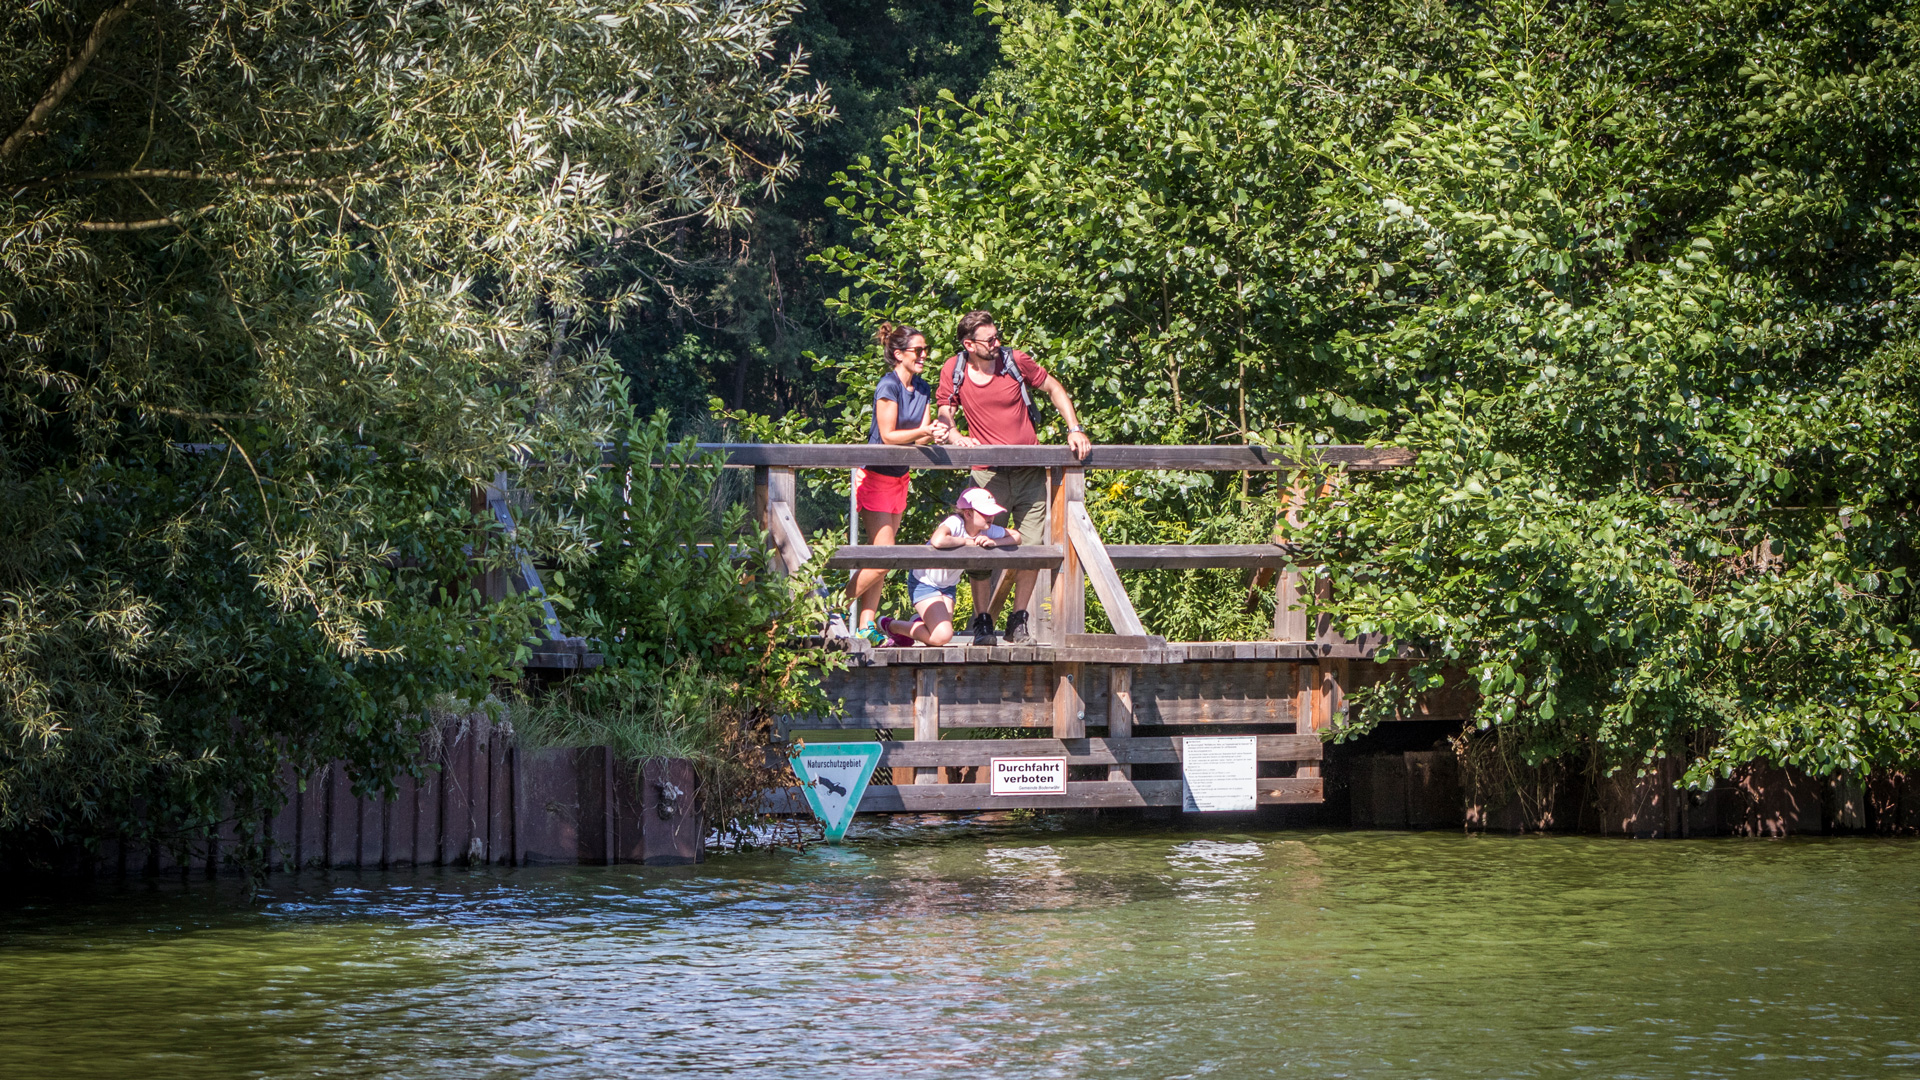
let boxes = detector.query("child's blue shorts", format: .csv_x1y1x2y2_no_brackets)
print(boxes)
910,579,957,608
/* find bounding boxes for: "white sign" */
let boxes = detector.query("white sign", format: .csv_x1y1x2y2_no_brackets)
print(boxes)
791,743,884,841
990,757,1067,795
1181,736,1258,812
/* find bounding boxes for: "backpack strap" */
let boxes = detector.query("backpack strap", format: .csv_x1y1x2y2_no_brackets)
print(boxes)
999,346,1042,428
950,348,1043,430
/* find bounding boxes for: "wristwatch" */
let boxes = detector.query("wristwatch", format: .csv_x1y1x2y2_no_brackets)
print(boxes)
1069,425,1085,434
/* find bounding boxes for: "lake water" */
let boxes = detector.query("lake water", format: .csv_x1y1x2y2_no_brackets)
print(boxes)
3,819,1917,1079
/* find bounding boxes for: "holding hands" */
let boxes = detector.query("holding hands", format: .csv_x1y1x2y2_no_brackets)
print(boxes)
938,423,977,448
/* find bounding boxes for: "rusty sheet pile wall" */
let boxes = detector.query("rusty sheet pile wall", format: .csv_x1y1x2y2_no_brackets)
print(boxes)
1343,751,1920,837
87,714,702,878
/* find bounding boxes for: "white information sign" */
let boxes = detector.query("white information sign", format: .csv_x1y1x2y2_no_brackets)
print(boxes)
1181,736,1258,812
990,757,1067,795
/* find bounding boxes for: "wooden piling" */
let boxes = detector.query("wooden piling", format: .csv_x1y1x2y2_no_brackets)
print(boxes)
1107,667,1134,781
913,667,941,785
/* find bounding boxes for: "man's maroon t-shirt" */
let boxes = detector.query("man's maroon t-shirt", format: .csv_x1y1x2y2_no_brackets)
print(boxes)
935,349,1049,446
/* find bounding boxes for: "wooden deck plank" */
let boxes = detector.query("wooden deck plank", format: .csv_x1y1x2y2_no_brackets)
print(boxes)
1132,662,1304,725
874,735,1321,766
1254,779,1325,804
848,639,1392,664
761,777,1324,812
788,660,1309,729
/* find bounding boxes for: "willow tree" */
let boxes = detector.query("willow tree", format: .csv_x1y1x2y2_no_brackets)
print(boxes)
822,0,1920,784
0,0,830,853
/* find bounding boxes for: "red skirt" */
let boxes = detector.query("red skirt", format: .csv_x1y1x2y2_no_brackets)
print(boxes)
855,469,910,515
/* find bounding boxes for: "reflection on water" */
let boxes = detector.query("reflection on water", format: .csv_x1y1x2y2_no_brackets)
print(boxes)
2,823,1917,1079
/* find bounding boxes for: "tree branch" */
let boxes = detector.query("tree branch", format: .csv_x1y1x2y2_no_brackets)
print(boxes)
21,169,346,191
1,0,140,162
258,140,371,162
76,204,212,231
32,170,385,232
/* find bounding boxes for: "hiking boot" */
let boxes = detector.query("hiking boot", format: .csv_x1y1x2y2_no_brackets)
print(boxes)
1003,609,1035,645
967,612,997,646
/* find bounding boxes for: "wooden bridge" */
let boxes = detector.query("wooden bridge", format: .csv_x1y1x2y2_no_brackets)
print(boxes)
724,442,1461,817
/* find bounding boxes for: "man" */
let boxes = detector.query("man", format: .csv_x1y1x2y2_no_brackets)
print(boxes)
935,310,1092,645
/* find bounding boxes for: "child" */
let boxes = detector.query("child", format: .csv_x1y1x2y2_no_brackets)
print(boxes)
880,487,1022,646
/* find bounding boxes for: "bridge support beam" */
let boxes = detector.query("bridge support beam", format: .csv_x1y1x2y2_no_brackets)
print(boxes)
1047,467,1086,644
1107,667,1134,781
1053,662,1085,739
913,668,941,785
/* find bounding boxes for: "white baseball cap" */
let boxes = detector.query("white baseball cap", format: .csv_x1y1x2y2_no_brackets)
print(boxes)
954,487,1008,516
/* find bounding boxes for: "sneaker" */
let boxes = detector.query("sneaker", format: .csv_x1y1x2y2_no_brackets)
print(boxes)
856,621,887,647
967,612,997,646
1004,609,1035,644
879,616,919,648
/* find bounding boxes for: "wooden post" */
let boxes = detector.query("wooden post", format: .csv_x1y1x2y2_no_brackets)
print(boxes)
1294,658,1343,780
1294,662,1320,779
767,466,797,509
1107,666,1133,781
762,466,810,577
1273,473,1339,643
913,668,941,785
1276,568,1334,642
1275,571,1308,641
1053,662,1086,739
1049,467,1086,644
847,469,860,626
753,465,771,540
754,465,779,579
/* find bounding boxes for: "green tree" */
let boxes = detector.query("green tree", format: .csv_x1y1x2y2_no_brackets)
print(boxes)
604,0,1003,424
821,0,1920,783
0,0,829,855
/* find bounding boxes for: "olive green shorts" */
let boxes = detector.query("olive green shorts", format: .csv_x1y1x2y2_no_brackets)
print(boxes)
969,465,1050,543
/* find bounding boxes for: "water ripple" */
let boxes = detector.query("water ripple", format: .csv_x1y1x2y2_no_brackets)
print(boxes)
0,831,1915,1079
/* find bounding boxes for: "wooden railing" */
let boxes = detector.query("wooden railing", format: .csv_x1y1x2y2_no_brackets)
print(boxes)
706,443,1413,471
735,442,1411,646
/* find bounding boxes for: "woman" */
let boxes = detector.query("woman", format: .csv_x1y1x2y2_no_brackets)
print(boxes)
850,323,944,644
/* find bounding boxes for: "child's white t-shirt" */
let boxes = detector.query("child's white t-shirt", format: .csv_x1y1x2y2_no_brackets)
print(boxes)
910,515,1011,589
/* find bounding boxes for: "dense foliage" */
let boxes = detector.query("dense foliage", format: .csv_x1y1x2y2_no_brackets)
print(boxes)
822,0,1920,782
511,410,836,838
608,0,1003,421
0,0,830,856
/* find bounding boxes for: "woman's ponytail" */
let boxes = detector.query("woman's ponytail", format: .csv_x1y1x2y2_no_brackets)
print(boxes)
877,322,923,366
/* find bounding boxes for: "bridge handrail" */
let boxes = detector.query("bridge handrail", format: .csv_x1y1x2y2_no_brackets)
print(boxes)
745,443,1375,645
701,443,1412,472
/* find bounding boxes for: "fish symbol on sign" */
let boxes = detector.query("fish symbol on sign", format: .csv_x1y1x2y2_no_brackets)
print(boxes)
815,775,848,797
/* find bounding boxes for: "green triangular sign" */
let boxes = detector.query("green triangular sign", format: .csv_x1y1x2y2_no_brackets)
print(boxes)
791,742,884,842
